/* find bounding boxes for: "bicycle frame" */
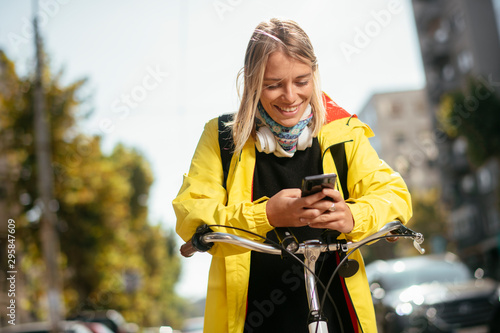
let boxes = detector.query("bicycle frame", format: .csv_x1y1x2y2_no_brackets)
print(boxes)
180,221,425,333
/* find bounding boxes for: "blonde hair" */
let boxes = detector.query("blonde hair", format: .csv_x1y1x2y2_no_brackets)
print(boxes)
229,18,326,154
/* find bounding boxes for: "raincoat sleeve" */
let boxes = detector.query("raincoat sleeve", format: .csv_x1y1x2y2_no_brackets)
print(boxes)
344,123,413,243
172,118,273,257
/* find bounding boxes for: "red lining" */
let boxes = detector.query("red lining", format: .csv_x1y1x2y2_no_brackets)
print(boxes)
335,252,360,332
322,93,357,123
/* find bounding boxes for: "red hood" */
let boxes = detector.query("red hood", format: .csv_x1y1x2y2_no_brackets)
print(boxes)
322,92,357,123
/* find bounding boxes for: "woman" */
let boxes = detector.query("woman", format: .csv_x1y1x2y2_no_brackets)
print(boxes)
173,18,412,332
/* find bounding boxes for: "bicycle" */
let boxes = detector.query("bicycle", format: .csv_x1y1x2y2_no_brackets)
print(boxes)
180,220,425,333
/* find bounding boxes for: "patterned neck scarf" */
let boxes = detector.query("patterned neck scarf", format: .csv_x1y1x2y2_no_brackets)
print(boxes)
257,102,313,154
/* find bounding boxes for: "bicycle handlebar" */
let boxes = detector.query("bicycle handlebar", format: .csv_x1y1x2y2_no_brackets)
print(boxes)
180,220,425,258
180,221,424,333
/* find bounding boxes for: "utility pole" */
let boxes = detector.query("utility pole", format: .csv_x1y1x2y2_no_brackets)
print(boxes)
33,0,64,330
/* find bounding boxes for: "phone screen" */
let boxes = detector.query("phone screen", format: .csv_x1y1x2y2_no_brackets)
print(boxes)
301,173,337,197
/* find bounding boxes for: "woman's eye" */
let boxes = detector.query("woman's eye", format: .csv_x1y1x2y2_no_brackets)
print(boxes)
264,81,308,89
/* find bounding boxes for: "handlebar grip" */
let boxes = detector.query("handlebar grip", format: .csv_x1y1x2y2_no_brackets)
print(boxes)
180,240,198,257
180,225,215,258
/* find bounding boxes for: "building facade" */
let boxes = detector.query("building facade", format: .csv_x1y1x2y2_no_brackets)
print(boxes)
359,89,440,193
412,0,500,278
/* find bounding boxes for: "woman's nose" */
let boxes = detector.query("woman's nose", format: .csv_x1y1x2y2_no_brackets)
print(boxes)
282,84,296,103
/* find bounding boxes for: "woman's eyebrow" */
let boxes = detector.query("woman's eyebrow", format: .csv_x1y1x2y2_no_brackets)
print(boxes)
263,73,312,81
296,73,312,79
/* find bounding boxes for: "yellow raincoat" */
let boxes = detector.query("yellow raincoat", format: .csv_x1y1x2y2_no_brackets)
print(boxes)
173,96,412,332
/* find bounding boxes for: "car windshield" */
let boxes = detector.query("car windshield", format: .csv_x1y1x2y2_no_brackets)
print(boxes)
379,259,471,291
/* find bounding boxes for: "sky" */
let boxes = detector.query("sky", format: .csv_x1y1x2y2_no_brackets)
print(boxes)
0,0,425,301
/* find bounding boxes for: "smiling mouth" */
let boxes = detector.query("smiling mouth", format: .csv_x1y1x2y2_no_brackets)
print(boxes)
275,103,301,113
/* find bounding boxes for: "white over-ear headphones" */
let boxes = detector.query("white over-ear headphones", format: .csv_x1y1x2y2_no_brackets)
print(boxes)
255,124,313,155
255,126,276,154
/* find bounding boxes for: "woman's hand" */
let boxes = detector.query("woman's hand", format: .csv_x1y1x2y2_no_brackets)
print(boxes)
300,188,355,234
266,188,328,228
266,188,354,234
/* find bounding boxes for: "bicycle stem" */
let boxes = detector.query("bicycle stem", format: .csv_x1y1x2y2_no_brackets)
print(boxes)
304,240,329,333
304,240,322,312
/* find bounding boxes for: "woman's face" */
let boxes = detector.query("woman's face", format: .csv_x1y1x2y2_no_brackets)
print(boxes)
260,51,314,127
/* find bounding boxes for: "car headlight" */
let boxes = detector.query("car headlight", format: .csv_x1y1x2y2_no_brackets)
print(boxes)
399,285,425,305
425,307,437,319
396,302,413,316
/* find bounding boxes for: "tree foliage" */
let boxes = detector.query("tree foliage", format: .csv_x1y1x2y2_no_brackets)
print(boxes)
361,188,448,263
404,189,448,253
438,77,500,167
0,50,186,328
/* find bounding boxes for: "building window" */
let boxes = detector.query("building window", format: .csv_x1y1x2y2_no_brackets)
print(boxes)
394,132,406,145
461,174,475,194
391,102,403,117
453,11,466,32
414,100,428,114
477,167,493,194
427,17,451,43
442,63,456,81
487,208,500,233
452,137,468,156
434,19,451,43
457,50,474,73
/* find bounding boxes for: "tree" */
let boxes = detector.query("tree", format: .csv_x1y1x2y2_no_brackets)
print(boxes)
437,76,500,224
0,49,187,328
438,77,500,167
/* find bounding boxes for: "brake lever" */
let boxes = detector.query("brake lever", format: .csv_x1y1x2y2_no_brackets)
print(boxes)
413,233,425,254
392,224,426,255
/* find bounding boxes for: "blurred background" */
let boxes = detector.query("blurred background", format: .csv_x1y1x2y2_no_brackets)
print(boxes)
0,0,499,332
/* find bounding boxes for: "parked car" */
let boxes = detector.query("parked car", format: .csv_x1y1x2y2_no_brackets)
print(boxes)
142,326,181,333
366,252,500,333
82,321,116,333
69,309,134,333
2,320,94,333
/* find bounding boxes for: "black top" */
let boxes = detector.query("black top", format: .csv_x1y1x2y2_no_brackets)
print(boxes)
244,139,357,333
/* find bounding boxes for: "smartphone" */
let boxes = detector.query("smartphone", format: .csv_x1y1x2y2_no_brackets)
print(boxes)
301,173,337,197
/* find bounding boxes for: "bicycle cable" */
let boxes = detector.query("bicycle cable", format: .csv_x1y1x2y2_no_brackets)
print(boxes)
319,234,419,318
202,225,417,333
206,224,332,293
205,224,339,324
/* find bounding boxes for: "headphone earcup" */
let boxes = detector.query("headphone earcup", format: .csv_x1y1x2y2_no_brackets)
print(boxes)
255,126,276,154
297,125,313,150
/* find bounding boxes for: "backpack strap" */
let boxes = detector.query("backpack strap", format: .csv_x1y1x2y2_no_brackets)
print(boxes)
327,142,350,201
321,142,350,243
218,113,350,201
218,114,234,191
